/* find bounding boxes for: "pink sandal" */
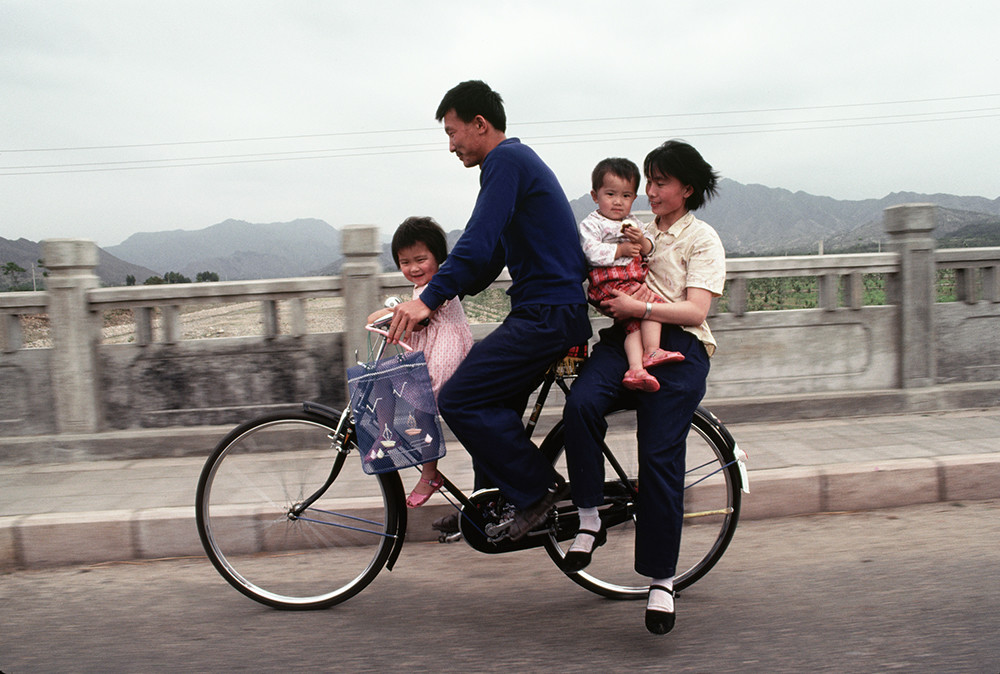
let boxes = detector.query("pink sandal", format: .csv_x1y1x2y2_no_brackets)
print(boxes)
406,471,444,508
642,349,685,369
622,369,660,392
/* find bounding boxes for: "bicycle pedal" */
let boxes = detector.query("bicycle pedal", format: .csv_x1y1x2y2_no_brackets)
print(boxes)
438,532,462,544
484,518,513,537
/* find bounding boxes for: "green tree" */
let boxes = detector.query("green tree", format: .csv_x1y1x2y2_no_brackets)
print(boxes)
163,271,192,284
196,271,219,282
126,274,136,286
143,276,165,285
2,262,27,290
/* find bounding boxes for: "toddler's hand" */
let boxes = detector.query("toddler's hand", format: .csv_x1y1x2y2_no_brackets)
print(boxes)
617,240,643,258
621,224,644,243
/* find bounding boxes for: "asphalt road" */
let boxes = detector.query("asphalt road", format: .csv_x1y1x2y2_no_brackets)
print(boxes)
2,500,998,673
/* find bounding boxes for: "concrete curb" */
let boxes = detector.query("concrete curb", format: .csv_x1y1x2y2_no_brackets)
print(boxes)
3,453,998,571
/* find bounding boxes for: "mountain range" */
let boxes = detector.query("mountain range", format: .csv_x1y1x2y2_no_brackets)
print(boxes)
3,180,999,289
571,179,1000,255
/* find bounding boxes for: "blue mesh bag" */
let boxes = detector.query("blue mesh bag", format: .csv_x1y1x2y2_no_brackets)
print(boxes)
347,350,446,475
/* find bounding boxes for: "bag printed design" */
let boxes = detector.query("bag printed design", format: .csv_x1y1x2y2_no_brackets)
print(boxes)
347,350,446,475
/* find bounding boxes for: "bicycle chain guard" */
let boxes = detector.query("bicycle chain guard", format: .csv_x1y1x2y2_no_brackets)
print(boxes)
458,488,556,555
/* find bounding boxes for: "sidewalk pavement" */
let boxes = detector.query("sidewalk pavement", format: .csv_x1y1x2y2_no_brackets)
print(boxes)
2,408,999,570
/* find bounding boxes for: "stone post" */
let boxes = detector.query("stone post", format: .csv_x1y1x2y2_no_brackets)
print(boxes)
340,225,382,372
42,239,102,432
883,204,937,389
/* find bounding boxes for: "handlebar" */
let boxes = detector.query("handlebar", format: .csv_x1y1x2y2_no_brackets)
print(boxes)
364,297,413,352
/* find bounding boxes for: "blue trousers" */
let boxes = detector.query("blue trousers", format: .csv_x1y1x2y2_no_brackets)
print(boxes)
438,303,592,509
562,322,709,578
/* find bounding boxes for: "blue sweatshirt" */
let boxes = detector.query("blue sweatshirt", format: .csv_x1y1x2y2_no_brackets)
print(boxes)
420,138,588,311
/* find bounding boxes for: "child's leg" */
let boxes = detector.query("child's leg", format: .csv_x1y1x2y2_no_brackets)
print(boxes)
415,460,440,491
624,327,646,371
406,459,443,508
639,319,662,358
622,321,660,392
640,319,685,369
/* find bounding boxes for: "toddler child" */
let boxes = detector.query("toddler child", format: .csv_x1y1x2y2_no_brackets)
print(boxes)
367,217,474,507
579,158,683,393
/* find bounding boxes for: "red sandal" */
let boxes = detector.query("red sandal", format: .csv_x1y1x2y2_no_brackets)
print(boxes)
642,349,685,369
406,471,444,508
622,369,660,392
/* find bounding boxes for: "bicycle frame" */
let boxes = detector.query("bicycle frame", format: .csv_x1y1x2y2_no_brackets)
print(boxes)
196,313,749,609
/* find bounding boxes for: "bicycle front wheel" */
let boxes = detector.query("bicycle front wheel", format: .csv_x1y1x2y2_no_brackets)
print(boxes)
195,411,404,610
543,408,742,599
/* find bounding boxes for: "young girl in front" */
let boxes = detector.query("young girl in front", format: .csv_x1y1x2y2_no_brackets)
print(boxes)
367,217,474,508
579,157,684,393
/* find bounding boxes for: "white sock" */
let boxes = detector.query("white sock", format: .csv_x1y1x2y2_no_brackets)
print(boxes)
569,507,601,554
647,578,674,613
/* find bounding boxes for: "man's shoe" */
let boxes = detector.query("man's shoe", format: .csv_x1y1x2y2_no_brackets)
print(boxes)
432,512,459,534
507,480,569,542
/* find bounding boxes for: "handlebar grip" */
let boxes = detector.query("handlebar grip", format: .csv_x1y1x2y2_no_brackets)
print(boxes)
364,325,413,351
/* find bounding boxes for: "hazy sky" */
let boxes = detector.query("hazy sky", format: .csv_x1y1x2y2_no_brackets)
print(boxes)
2,1,999,247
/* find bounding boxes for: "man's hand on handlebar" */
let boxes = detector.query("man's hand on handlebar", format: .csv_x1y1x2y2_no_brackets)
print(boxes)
386,298,433,344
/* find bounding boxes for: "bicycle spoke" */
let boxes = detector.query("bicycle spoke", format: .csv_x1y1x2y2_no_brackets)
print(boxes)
196,413,402,609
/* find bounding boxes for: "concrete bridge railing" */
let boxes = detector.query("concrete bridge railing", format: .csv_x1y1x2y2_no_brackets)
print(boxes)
2,204,999,459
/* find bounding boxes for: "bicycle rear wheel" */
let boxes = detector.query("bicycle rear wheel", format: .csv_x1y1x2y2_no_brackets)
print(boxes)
543,408,742,599
195,411,404,609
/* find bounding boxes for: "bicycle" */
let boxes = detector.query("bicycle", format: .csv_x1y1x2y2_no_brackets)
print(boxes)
195,310,750,610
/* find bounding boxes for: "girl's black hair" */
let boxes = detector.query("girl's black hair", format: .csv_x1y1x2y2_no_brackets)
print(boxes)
591,157,640,192
391,216,448,268
643,140,720,211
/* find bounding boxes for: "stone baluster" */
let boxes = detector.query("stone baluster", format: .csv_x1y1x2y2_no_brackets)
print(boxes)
884,204,937,389
41,239,101,432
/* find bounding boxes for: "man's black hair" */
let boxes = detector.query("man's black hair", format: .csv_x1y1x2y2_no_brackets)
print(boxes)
643,140,720,211
591,157,641,193
435,80,507,132
391,216,449,269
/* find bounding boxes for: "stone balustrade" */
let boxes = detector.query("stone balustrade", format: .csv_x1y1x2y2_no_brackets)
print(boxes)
2,205,999,455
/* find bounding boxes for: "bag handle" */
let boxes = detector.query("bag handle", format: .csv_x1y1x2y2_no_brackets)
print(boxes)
364,324,414,352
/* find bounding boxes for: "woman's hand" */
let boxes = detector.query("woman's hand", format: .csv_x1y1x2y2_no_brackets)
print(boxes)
600,287,645,320
601,285,714,326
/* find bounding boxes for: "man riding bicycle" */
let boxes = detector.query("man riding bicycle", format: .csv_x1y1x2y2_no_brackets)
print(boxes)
387,80,592,539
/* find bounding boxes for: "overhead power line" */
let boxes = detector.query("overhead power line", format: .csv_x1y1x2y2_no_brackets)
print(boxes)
2,94,999,176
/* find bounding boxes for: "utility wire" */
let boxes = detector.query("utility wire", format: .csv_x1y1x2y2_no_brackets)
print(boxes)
2,98,999,176
3,93,998,155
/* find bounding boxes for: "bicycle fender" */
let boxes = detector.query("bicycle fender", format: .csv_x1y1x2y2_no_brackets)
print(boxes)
695,406,750,494
384,473,407,571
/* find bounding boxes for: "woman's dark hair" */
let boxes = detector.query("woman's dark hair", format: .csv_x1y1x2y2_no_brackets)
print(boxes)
643,140,720,211
435,80,507,133
591,157,640,193
391,216,449,269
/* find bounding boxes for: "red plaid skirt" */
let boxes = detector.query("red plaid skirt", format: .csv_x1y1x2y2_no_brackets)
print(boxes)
587,257,664,334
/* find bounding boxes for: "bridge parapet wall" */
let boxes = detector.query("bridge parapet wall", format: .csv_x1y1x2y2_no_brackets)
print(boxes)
2,204,999,454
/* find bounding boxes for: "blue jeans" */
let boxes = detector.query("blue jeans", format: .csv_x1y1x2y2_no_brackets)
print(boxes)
562,322,709,578
438,303,592,509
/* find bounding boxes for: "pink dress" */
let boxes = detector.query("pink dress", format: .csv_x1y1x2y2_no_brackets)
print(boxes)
407,284,474,398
